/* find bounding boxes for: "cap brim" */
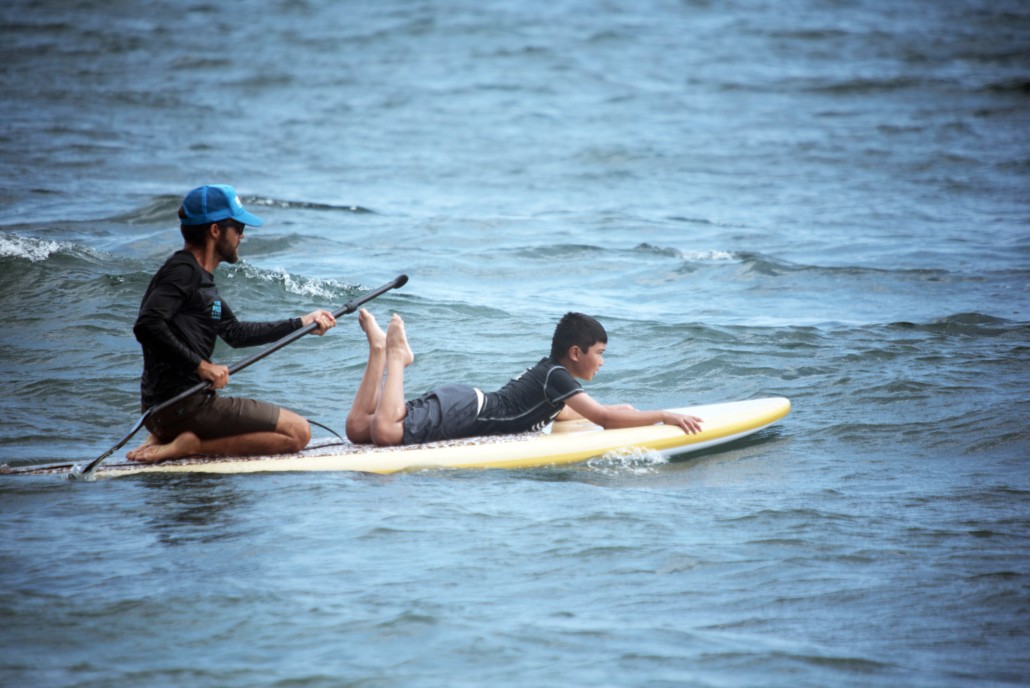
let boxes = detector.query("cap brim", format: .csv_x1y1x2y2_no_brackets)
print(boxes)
233,209,264,227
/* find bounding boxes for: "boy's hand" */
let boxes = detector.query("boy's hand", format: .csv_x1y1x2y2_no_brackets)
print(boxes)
664,412,703,434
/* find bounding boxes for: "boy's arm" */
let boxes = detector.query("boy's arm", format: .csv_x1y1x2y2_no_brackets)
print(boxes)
563,393,703,434
555,406,584,421
555,402,634,421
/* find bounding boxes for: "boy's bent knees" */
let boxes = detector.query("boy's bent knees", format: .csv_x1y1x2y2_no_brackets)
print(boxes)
345,416,373,445
370,418,404,447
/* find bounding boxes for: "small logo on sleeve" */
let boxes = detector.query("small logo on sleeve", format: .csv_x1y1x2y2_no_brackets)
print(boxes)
211,300,222,320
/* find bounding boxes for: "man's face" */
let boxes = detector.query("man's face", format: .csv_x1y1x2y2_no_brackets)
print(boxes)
216,220,244,264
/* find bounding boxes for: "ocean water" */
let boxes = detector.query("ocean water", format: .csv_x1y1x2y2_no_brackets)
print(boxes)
1,0,1028,686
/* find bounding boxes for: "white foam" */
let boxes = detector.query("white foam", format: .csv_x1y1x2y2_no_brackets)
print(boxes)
587,446,670,475
679,249,738,262
0,233,66,262
227,262,346,300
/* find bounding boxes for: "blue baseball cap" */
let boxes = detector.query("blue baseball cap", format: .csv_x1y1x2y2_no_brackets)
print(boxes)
179,184,264,227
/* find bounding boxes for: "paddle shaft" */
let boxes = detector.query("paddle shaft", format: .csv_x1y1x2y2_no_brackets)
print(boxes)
72,274,408,479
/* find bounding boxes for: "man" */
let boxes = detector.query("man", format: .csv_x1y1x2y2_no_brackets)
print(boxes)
126,184,336,463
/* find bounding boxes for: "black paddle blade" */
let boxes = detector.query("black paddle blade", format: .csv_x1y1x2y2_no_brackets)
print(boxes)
71,413,151,481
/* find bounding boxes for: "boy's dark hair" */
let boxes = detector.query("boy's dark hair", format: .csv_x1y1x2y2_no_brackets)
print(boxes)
179,207,209,246
550,312,607,360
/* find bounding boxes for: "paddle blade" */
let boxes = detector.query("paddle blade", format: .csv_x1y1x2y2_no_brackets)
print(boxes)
67,462,94,482
71,413,150,480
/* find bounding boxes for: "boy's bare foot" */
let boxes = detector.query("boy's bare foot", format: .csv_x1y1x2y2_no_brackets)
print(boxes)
386,313,415,366
358,308,386,351
126,431,202,463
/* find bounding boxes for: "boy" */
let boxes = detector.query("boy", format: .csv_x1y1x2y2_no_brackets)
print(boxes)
344,310,702,446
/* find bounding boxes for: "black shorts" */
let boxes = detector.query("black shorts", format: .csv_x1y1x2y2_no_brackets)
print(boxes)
144,392,281,443
402,383,482,445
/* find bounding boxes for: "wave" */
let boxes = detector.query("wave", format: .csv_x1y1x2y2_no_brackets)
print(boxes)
245,196,375,214
104,196,181,225
887,312,1026,336
630,244,975,281
0,231,375,311
981,78,1030,95
514,243,607,259
586,446,669,475
0,232,68,262
798,75,950,95
104,194,375,226
665,215,749,229
0,193,375,232
239,232,350,259
0,232,102,263
221,262,360,302
635,243,738,262
519,243,739,264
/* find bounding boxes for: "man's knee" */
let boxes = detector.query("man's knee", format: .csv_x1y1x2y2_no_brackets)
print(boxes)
278,410,311,452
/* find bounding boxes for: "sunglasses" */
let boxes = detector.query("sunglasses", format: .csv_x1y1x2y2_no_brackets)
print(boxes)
219,220,245,235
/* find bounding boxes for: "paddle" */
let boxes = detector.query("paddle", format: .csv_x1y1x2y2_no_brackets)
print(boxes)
70,274,409,480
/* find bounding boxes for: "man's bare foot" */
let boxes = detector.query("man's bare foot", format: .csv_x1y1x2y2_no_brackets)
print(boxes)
358,308,386,351
126,433,159,460
126,431,202,463
386,313,415,366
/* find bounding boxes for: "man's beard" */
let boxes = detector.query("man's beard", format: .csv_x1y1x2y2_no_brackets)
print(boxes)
216,233,239,264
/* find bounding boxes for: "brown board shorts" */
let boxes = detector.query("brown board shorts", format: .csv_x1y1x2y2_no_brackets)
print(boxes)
143,392,280,443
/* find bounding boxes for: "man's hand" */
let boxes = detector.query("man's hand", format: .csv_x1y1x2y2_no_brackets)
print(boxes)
196,360,230,389
302,309,337,335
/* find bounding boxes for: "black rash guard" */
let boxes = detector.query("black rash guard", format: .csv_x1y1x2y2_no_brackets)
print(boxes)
134,250,301,409
473,357,584,435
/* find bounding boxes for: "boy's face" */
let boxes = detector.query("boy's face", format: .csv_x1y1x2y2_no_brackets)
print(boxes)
568,342,606,381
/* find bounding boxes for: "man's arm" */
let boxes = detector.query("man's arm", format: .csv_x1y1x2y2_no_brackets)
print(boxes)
218,303,336,348
204,311,337,389
133,265,204,371
564,392,703,434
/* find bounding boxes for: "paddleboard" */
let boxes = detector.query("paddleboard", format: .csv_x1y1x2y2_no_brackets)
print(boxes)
62,397,789,478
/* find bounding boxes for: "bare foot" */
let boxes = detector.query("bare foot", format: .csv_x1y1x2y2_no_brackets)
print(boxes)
358,308,386,351
126,431,202,463
386,313,415,366
126,433,159,460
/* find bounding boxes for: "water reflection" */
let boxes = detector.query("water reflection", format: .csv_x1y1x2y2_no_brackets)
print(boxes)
135,474,250,547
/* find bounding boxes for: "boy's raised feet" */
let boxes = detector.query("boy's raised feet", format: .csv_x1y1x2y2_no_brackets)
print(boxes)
358,308,386,351
386,313,415,366
126,431,202,463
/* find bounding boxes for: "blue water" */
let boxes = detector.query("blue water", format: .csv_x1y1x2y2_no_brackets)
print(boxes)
1,0,1029,686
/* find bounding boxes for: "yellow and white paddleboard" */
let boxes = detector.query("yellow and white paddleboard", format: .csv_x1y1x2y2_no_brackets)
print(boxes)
83,397,789,477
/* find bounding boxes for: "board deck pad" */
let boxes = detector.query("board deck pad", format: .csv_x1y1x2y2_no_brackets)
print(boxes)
5,398,789,478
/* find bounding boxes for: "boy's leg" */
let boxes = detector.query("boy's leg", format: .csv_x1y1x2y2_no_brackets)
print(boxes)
345,309,388,444
370,314,414,446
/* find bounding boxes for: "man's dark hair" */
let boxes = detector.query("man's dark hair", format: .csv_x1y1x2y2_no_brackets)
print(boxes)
550,312,607,360
178,207,210,246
